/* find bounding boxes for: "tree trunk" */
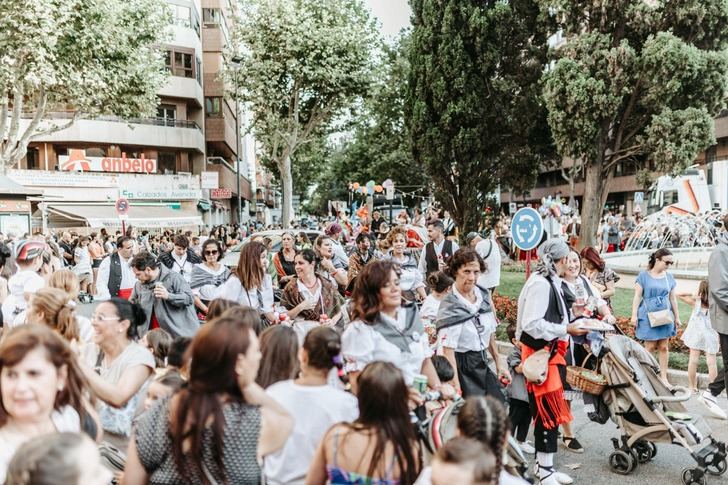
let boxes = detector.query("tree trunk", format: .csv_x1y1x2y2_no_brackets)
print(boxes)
579,160,607,249
279,156,294,228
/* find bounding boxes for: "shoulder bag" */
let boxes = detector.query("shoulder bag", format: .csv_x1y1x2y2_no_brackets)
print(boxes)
644,275,674,327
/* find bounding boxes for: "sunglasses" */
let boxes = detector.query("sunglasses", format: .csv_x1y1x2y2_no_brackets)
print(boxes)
204,250,219,255
662,260,674,266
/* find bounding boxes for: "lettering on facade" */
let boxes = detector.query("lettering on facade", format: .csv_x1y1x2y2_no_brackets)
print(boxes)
59,149,157,174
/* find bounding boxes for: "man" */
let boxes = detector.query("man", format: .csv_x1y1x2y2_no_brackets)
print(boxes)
157,235,201,283
347,232,381,290
475,230,502,292
96,236,136,300
370,210,383,234
130,252,199,338
325,222,349,269
58,231,75,267
700,213,728,420
419,220,459,280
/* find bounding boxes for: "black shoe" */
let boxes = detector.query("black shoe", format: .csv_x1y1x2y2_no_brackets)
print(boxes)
562,437,584,453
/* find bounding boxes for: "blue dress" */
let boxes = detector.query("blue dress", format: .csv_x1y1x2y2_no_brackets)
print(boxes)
636,271,677,341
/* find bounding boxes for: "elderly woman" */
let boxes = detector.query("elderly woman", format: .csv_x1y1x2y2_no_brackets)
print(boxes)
281,249,344,325
436,249,509,400
516,239,588,485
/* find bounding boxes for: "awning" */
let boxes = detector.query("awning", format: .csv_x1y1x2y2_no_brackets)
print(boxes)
197,199,212,212
44,204,203,229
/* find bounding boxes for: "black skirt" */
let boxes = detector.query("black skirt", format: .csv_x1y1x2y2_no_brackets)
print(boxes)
455,350,506,402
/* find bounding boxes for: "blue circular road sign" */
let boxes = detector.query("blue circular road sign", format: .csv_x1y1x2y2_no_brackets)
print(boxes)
510,207,543,251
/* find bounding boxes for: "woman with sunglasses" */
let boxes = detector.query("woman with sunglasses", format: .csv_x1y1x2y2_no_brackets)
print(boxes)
189,239,230,316
631,248,681,384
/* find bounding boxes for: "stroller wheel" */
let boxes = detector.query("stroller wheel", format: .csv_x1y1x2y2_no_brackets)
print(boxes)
706,457,727,476
609,450,635,475
681,468,706,485
632,440,655,464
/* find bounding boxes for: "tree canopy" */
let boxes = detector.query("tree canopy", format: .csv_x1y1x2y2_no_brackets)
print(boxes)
0,0,169,172
406,0,553,235
540,0,728,246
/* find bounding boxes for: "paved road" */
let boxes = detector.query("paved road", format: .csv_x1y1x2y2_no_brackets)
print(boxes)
549,393,728,484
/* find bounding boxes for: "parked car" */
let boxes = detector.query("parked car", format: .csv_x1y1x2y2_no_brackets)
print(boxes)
222,229,323,267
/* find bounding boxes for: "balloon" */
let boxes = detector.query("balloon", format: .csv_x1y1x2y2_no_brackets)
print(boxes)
352,182,360,190
366,180,376,189
374,185,383,193
367,185,374,195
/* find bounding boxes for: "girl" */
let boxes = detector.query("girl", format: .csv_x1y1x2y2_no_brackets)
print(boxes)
143,371,185,411
678,280,719,393
420,271,454,349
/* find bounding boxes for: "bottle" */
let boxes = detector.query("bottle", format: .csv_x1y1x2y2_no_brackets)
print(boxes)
574,281,587,306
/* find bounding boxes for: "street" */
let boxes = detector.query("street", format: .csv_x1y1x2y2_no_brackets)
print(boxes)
556,394,728,484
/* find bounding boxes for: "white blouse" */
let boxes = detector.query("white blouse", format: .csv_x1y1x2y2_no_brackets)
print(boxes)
438,286,497,353
342,311,433,386
218,274,274,313
388,254,424,292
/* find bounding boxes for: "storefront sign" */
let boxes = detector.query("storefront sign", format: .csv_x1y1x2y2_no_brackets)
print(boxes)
201,171,219,189
59,149,157,174
0,214,30,235
211,188,232,199
9,169,119,188
0,200,31,213
119,188,202,200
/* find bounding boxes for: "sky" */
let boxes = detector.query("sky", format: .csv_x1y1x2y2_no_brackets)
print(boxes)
364,0,412,38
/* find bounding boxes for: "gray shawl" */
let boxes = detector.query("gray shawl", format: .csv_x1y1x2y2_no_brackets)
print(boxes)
370,304,424,352
436,285,493,331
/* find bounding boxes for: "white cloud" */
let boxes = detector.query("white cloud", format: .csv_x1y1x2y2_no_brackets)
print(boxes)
364,0,411,37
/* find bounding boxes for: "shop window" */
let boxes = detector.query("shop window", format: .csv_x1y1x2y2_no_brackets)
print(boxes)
205,97,222,117
158,152,177,174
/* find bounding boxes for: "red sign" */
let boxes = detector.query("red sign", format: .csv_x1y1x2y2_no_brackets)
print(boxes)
211,188,232,199
59,149,157,174
115,197,130,215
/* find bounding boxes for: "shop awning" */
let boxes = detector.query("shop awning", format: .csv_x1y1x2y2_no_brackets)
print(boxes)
44,204,203,229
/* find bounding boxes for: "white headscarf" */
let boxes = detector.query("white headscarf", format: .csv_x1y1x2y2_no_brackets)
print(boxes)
535,238,570,278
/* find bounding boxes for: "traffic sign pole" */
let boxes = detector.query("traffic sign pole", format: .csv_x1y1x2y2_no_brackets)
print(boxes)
525,249,531,279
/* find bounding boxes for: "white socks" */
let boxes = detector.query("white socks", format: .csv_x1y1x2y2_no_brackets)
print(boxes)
537,452,554,469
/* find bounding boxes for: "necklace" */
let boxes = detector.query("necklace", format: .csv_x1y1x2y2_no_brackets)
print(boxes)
302,276,319,289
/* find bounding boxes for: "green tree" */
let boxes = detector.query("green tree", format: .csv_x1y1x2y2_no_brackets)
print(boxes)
406,0,553,236
229,0,378,228
0,0,169,173
540,0,728,247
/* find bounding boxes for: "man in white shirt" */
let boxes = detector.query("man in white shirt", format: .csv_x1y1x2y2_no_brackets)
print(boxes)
475,231,501,292
157,235,201,283
95,236,136,300
419,220,459,280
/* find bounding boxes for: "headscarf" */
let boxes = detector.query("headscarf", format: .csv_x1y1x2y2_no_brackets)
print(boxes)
534,238,570,278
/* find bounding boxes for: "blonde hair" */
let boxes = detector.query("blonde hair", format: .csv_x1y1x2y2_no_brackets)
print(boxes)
49,269,80,300
29,287,79,343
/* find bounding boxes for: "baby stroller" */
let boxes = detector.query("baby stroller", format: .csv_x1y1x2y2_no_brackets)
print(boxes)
595,334,726,484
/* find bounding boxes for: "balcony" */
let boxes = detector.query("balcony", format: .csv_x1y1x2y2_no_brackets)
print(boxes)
20,113,205,154
206,157,252,200
159,75,204,108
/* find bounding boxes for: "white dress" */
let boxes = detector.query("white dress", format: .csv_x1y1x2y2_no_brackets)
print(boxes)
681,301,720,354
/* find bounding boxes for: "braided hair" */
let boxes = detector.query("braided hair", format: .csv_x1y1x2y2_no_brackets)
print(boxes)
456,396,510,483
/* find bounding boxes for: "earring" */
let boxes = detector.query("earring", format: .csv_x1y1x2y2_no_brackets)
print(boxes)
58,384,64,392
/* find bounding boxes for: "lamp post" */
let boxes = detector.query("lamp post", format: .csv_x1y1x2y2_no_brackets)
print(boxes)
231,56,243,225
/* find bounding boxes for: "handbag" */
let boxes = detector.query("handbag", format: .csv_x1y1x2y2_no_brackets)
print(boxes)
645,276,674,328
523,342,557,385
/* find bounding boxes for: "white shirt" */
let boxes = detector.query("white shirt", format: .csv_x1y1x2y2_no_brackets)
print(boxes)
438,286,497,353
73,246,92,274
342,310,433,385
475,237,501,289
418,239,460,279
95,254,135,301
562,276,606,318
330,239,349,269
420,294,443,323
388,254,424,292
2,270,45,326
170,252,194,283
265,380,359,485
516,274,569,342
218,274,274,313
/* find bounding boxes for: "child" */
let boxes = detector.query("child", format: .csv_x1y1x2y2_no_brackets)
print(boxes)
432,355,455,385
506,323,534,454
143,328,173,372
143,371,185,411
421,271,454,349
678,280,719,393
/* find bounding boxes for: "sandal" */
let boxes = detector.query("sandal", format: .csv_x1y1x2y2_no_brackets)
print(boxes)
562,436,584,453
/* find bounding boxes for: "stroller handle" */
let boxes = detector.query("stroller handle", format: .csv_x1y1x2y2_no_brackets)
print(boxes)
650,386,691,403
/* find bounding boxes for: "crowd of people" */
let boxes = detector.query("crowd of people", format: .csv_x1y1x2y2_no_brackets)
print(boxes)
0,204,724,485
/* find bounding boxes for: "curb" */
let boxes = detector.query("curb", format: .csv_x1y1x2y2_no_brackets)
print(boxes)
496,341,707,389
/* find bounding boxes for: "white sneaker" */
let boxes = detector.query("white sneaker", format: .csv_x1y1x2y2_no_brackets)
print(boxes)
534,463,573,485
698,391,728,420
518,440,536,454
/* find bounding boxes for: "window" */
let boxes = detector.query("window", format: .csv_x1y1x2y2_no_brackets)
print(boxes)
169,4,201,37
158,152,177,174
157,105,176,126
25,148,40,170
164,51,172,72
196,57,202,85
205,97,222,116
174,51,193,78
202,8,230,43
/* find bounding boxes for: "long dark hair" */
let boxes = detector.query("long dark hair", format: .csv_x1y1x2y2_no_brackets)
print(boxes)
456,396,510,484
233,241,266,290
171,315,256,483
350,260,400,323
346,362,420,483
648,248,673,270
256,325,299,388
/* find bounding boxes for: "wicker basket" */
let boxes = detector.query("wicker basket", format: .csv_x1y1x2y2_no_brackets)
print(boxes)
566,365,607,395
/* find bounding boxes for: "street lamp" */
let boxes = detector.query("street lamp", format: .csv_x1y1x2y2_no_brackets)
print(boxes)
230,56,243,225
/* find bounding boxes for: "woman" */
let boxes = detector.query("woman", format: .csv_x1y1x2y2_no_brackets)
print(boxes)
385,227,426,303
297,232,312,250
281,249,345,325
256,325,300,388
271,232,297,288
48,269,93,343
0,325,100,482
314,235,348,289
580,246,618,308
218,241,275,325
0,242,13,312
266,327,359,485
342,260,453,399
73,236,93,299
306,362,421,485
6,432,112,485
189,238,230,316
79,298,155,449
123,314,293,484
88,232,106,296
26,287,93,346
436,249,509,400
631,248,681,384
